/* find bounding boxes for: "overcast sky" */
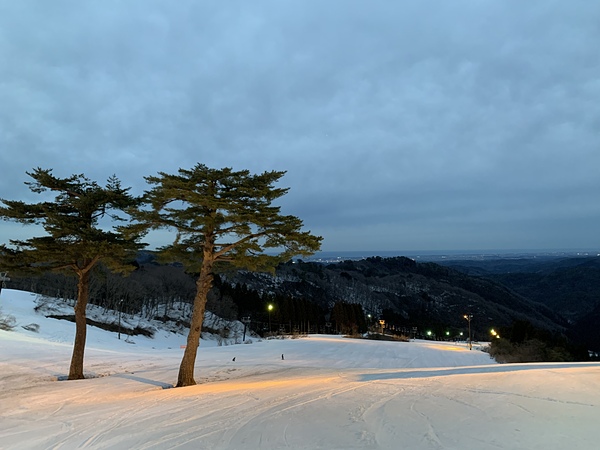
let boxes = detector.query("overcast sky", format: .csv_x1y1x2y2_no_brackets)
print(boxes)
1,0,599,253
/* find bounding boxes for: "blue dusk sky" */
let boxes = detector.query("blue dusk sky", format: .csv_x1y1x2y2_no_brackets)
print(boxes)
1,1,599,252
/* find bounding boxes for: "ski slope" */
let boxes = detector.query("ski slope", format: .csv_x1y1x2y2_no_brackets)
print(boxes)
1,289,599,449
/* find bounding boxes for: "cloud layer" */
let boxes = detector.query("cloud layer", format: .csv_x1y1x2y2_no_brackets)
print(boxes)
1,0,599,251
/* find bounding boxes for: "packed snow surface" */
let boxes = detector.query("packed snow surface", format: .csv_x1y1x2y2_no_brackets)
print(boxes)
1,289,600,449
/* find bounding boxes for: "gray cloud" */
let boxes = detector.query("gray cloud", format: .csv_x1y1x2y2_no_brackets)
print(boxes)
1,0,599,251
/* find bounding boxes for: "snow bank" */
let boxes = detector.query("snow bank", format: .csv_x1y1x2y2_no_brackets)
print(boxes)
2,288,600,450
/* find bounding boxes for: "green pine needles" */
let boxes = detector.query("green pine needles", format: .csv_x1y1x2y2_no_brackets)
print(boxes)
132,164,322,386
0,168,145,379
0,164,322,386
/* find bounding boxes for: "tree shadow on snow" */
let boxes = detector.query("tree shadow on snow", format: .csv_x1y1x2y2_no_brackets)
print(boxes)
53,373,173,389
356,362,600,382
113,373,174,389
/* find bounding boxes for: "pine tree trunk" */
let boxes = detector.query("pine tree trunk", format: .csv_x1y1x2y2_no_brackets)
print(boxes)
176,255,214,387
68,270,90,380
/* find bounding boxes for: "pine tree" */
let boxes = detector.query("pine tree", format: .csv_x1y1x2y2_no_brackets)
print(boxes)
0,168,145,380
132,164,322,387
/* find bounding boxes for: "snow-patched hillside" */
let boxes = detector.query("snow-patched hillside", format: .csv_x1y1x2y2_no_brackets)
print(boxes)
1,288,600,450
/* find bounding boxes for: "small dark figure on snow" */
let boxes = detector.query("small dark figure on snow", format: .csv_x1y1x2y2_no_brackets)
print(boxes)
281,354,284,360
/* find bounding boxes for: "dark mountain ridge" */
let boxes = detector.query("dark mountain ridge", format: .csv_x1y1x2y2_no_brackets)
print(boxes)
9,253,594,350
438,256,600,351
227,256,566,338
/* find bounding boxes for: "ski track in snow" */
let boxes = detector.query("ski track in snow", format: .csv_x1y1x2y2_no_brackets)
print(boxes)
2,289,600,449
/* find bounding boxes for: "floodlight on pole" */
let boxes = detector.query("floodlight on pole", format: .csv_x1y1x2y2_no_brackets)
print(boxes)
464,314,473,350
268,304,274,334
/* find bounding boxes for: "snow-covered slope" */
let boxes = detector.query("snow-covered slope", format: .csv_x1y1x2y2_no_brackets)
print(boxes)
1,288,600,450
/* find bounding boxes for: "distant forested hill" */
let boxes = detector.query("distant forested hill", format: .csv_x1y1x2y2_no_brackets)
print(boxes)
226,256,565,337
10,253,596,348
439,256,600,350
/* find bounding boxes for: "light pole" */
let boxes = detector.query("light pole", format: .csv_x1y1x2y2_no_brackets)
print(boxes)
242,316,251,341
268,304,273,334
0,271,9,295
118,299,124,340
464,314,473,350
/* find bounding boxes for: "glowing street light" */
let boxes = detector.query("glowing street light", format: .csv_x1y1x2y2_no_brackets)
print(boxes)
268,304,274,333
464,314,473,350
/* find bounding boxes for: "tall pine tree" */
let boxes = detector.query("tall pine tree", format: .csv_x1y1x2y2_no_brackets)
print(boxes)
0,168,145,380
132,164,322,387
